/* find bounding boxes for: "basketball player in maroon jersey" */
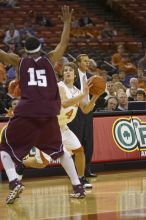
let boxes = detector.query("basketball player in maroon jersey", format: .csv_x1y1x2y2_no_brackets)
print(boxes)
0,6,86,204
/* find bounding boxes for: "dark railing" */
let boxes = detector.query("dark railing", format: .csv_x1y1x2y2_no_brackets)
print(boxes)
93,110,146,117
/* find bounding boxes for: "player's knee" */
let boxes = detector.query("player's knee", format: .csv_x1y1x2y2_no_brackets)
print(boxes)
72,146,84,154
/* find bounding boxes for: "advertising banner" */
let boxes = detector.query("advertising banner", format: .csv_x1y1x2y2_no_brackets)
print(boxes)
92,115,146,163
1,114,146,170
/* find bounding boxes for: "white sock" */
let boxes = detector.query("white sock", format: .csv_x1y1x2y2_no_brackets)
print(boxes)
0,151,18,182
17,174,23,181
60,151,80,186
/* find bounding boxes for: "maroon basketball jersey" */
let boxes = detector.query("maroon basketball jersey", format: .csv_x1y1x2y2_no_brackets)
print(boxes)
14,56,61,117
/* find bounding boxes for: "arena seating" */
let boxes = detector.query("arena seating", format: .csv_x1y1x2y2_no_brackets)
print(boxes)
0,0,144,61
112,0,146,36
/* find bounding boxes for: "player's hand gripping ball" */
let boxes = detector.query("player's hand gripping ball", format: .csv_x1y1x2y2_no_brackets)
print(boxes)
88,75,106,96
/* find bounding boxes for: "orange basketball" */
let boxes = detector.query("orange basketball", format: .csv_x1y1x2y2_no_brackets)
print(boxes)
89,76,106,96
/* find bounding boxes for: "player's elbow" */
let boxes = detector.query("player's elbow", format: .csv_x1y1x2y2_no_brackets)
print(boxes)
81,107,90,114
62,102,70,108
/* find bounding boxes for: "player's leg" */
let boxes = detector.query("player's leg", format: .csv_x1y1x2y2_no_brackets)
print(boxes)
0,126,18,184
73,147,92,189
16,148,48,181
0,151,18,182
59,151,85,198
73,147,85,177
0,117,42,204
37,148,86,198
62,126,92,189
0,151,24,204
36,118,86,198
22,146,81,188
17,148,86,199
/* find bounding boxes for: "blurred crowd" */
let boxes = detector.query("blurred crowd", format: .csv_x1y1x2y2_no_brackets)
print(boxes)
1,42,146,118
0,4,146,117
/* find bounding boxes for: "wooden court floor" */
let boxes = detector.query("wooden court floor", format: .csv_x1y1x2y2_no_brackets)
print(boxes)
1,169,146,220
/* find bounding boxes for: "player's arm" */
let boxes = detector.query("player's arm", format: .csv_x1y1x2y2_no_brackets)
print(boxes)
59,85,86,108
79,94,100,114
0,50,20,67
48,6,73,63
79,80,102,114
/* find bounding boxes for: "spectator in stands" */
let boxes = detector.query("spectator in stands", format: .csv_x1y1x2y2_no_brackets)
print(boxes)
112,44,125,66
117,91,128,111
138,50,146,74
137,68,146,91
71,15,95,42
105,80,116,99
78,11,95,27
100,69,111,82
88,59,101,76
0,0,17,8
118,70,130,88
113,81,126,95
3,23,20,51
71,15,80,28
100,22,117,40
128,86,137,101
103,96,118,111
118,53,137,75
119,70,125,81
7,0,18,8
6,65,16,82
126,77,138,97
136,89,146,101
112,73,119,83
35,12,54,27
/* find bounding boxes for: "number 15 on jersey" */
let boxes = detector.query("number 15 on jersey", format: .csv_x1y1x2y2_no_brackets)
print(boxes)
28,68,47,87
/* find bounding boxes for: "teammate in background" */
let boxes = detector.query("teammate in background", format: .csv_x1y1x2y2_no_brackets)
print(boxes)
17,62,101,188
0,6,87,204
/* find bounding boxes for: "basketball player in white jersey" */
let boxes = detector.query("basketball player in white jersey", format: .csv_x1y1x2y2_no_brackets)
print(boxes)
18,62,101,188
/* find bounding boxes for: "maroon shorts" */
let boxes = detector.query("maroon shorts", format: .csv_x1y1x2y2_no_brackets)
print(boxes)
0,116,64,163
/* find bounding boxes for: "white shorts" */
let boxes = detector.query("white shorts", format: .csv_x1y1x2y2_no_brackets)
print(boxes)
61,125,81,154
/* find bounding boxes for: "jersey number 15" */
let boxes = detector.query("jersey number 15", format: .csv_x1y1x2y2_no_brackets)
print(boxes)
28,68,47,87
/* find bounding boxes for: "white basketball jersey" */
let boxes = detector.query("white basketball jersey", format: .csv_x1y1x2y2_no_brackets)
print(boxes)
58,81,80,126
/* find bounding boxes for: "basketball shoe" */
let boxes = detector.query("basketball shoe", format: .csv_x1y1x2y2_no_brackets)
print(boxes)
6,179,25,204
79,176,92,189
70,184,86,198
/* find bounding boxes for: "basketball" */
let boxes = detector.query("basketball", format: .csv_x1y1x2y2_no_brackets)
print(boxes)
89,75,106,96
